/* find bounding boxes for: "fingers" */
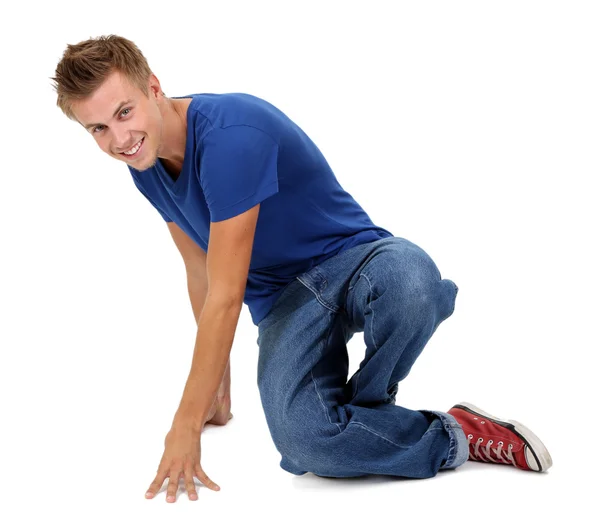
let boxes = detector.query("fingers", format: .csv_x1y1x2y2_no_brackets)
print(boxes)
195,463,220,492
145,467,168,499
146,462,220,502
166,468,182,503
184,467,198,501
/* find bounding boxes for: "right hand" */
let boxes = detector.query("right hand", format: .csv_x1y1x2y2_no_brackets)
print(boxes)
145,424,218,502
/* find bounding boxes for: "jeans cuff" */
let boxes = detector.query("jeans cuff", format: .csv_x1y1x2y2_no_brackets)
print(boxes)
421,409,470,470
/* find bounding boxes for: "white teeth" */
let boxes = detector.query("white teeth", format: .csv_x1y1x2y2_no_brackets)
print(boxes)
124,138,142,155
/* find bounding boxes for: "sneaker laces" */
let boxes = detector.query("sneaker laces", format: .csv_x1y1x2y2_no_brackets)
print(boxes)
467,434,517,466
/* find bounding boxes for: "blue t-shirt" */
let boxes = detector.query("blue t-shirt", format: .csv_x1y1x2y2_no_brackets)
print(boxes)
128,92,394,325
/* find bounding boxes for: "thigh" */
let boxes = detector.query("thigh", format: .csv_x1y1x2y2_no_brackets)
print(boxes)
344,237,445,331
350,237,443,292
257,279,351,443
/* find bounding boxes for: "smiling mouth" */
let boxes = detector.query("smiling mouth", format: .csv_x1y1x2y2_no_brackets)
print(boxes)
121,137,145,157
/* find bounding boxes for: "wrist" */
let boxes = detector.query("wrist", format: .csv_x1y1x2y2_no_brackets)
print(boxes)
172,408,207,434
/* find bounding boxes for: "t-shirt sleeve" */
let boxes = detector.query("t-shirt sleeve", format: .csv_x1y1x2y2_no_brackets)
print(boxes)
132,178,172,222
200,125,280,222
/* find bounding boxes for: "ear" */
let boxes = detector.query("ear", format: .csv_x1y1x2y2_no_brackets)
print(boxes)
148,73,163,101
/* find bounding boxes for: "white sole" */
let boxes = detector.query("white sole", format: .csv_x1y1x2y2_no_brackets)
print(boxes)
457,402,553,472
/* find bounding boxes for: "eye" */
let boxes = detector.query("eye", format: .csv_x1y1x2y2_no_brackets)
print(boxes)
92,107,132,134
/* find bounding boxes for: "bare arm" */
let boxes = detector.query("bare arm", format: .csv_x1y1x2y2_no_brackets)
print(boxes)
167,222,231,412
167,205,258,431
187,275,231,399
145,215,255,501
175,295,238,431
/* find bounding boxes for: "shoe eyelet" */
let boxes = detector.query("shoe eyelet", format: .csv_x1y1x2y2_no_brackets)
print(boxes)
488,439,493,444
477,437,484,442
481,421,485,424
498,441,504,446
508,444,513,449
468,434,473,439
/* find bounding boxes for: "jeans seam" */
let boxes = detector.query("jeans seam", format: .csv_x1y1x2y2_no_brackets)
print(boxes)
445,430,458,467
311,368,342,434
361,273,379,351
350,371,362,402
310,312,343,434
297,276,339,313
423,410,468,469
347,421,411,449
349,273,376,402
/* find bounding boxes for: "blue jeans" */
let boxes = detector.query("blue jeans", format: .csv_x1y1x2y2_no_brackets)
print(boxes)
256,236,469,479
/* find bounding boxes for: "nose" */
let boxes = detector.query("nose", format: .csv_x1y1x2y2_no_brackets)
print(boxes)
115,141,131,153
113,131,135,154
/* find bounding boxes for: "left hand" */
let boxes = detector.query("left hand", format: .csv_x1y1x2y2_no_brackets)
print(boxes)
145,425,220,502
206,395,233,426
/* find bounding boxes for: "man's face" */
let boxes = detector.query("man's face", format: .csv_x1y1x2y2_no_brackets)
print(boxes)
71,70,164,171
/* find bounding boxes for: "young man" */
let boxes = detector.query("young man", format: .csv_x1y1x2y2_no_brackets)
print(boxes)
52,35,552,503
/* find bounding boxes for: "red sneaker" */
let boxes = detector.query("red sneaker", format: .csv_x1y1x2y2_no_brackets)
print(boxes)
448,402,552,472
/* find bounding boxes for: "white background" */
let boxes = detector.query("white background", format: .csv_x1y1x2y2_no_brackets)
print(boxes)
1,0,598,528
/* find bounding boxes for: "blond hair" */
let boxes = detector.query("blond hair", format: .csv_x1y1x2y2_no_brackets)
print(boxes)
50,34,162,122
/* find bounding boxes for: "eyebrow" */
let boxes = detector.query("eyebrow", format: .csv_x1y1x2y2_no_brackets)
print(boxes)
84,99,134,130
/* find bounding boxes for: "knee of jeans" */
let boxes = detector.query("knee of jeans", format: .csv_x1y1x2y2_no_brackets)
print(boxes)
285,435,327,467
278,419,336,464
438,279,458,320
379,268,441,322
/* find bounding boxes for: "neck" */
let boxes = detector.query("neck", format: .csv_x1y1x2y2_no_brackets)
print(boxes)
158,97,188,165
